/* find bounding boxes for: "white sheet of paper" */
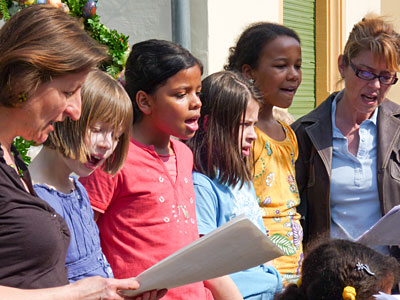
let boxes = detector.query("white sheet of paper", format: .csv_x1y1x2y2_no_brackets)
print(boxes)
120,214,284,297
355,205,400,246
374,292,400,299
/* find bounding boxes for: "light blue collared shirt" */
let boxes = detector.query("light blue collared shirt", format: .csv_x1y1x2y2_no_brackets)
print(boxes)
330,91,388,254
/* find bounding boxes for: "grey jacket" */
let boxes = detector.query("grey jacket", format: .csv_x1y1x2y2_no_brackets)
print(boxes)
292,92,400,257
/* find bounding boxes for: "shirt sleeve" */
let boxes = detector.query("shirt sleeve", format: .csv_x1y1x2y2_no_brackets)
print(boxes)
193,173,219,236
79,168,118,213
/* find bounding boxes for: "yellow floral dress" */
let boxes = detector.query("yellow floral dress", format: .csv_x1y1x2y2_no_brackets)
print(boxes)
252,122,303,285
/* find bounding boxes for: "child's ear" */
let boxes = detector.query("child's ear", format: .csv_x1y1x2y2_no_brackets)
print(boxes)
136,90,152,115
242,64,254,81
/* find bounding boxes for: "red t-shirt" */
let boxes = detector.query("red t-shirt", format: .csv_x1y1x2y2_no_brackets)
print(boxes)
80,138,213,300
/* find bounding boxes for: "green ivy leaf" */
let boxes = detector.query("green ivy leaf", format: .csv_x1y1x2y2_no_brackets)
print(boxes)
13,137,35,165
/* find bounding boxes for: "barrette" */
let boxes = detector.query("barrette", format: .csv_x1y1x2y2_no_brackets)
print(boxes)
355,261,375,276
18,92,27,103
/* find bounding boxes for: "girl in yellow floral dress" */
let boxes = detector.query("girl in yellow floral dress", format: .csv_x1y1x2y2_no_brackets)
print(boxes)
225,22,303,284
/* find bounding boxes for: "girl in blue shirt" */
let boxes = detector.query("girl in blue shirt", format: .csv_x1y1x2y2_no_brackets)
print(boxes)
187,71,283,299
29,69,132,282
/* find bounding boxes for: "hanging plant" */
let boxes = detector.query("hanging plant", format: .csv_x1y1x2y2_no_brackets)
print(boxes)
0,0,130,164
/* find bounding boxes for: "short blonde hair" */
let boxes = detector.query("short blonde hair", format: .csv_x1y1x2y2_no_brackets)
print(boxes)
343,14,400,71
45,69,133,175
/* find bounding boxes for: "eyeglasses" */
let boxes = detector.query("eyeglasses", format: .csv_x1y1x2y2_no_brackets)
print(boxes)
349,61,398,85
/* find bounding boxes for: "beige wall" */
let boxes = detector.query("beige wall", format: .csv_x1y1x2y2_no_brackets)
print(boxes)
345,0,380,39
191,0,281,76
381,0,400,103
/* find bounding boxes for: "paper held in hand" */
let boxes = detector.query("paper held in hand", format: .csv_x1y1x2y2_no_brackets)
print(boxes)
374,292,400,299
119,214,284,297
355,204,400,246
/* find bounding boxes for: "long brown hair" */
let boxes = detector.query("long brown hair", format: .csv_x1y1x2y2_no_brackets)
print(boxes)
187,71,262,187
0,4,107,107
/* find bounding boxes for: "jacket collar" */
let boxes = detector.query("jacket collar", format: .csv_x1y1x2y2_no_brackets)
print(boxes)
377,99,400,169
297,91,400,172
296,92,337,176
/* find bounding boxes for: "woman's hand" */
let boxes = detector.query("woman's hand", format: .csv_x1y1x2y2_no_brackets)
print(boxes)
0,278,167,300
70,276,137,300
70,276,167,300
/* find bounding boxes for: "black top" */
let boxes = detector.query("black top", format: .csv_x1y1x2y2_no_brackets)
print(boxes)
0,145,70,288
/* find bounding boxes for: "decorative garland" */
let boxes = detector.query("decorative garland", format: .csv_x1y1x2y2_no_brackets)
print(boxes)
0,0,130,164
0,0,130,78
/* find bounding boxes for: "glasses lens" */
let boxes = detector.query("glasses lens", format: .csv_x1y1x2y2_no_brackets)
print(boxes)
357,70,375,80
380,75,395,85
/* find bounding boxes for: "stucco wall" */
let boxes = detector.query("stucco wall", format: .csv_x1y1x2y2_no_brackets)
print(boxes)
345,0,380,40
191,0,281,76
206,0,280,75
381,0,400,103
97,0,280,76
97,0,172,44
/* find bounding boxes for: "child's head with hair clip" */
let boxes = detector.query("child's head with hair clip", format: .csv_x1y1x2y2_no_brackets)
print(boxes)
274,239,399,300
187,71,263,187
44,69,133,175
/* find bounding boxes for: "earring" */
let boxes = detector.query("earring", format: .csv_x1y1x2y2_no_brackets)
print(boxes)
18,92,27,103
249,78,255,84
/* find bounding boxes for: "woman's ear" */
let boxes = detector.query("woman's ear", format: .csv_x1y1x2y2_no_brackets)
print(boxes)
242,64,254,81
338,55,345,78
136,90,152,115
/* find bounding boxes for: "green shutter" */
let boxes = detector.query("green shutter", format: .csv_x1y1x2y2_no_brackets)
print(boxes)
284,0,315,120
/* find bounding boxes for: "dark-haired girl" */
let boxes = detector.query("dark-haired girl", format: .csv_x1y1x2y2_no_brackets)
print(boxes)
187,71,283,300
225,22,303,284
274,239,399,300
80,40,242,300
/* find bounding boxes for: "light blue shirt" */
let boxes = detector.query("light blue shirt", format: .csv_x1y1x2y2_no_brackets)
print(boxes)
193,171,282,300
330,91,388,254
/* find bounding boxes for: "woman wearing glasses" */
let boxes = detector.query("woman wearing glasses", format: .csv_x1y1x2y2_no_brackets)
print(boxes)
292,15,400,257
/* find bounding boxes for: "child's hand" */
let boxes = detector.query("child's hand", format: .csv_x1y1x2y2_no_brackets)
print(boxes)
124,289,168,300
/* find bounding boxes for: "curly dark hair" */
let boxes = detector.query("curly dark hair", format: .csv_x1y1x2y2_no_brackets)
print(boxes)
274,239,400,300
224,22,300,72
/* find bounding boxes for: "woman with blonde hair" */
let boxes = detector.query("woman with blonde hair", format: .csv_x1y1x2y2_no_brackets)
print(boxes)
293,15,400,259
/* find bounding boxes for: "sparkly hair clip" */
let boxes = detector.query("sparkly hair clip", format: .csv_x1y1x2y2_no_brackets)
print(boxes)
356,261,375,276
